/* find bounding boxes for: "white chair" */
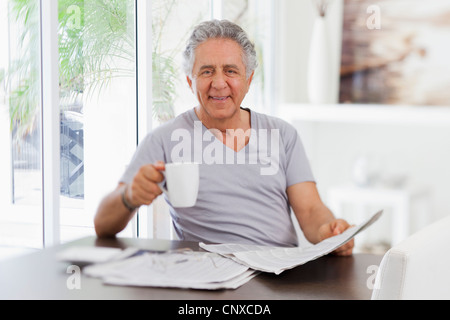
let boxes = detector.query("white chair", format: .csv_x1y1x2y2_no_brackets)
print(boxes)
372,214,450,300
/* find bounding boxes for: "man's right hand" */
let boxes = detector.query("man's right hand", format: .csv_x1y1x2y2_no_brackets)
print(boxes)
125,161,166,209
95,161,166,238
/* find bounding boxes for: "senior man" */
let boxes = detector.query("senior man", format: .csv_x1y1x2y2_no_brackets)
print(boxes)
94,20,354,256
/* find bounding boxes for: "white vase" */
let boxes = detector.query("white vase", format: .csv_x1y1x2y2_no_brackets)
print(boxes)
308,17,332,104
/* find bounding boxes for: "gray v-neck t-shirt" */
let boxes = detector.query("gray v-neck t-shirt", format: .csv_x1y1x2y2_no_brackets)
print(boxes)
120,108,315,247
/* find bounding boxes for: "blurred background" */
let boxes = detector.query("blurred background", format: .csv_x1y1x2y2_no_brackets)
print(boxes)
1,0,449,259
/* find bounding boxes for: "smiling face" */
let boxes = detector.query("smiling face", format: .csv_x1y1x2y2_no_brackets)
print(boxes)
187,38,254,127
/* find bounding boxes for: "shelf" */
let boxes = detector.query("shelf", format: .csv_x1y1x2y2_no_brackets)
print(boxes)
278,104,450,126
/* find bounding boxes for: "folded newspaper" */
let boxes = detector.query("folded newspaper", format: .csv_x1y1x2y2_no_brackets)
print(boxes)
200,210,383,275
82,250,259,290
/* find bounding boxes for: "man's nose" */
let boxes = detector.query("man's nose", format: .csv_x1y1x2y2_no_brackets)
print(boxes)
211,72,228,90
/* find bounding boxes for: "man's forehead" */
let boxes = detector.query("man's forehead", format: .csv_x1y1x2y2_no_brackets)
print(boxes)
198,64,241,70
194,39,244,60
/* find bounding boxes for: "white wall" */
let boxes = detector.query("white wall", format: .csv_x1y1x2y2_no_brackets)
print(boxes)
276,1,450,247
289,118,450,247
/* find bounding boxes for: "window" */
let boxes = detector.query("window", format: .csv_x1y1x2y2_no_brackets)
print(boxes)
0,0,43,249
0,0,138,248
58,0,137,242
0,0,275,248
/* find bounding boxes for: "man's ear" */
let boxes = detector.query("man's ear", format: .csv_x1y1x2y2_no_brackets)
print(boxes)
247,71,255,86
245,71,255,93
187,76,193,92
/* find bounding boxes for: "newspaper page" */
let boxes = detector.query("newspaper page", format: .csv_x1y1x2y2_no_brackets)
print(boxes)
200,210,383,275
83,251,258,290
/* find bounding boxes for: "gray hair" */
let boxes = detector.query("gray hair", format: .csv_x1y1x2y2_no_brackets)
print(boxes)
182,19,258,79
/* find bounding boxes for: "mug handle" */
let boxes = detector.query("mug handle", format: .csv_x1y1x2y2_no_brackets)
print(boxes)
157,171,168,195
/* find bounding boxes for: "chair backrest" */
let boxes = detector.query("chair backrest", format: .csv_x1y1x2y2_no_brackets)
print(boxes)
371,214,450,300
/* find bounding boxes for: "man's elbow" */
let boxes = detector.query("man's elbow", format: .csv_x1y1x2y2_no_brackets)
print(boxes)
94,215,116,239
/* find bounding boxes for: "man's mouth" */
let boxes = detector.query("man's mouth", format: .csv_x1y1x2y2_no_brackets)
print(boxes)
210,96,229,101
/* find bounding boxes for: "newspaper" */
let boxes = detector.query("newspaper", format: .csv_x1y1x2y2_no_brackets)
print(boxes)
60,210,381,289
83,251,258,290
200,210,383,275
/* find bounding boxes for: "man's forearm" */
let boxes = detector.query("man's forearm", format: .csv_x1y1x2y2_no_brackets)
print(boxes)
94,184,137,238
299,203,336,244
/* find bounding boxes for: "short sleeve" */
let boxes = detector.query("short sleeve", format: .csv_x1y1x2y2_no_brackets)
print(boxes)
282,123,315,187
119,132,166,184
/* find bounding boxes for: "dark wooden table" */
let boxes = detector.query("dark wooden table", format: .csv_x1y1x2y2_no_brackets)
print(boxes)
0,236,382,300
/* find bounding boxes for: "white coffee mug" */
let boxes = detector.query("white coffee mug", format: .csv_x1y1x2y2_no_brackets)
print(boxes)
159,162,199,208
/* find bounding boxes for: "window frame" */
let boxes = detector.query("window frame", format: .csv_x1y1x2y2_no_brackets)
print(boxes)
35,0,276,246
40,0,60,247
135,0,153,239
37,0,146,246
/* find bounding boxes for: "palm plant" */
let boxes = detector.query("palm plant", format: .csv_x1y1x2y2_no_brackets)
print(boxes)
7,0,180,141
151,0,182,123
7,0,40,141
58,0,136,107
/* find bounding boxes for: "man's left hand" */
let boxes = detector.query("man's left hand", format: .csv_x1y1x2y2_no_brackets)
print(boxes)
318,219,355,256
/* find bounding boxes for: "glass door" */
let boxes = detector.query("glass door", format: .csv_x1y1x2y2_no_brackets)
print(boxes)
0,0,43,249
58,0,138,242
